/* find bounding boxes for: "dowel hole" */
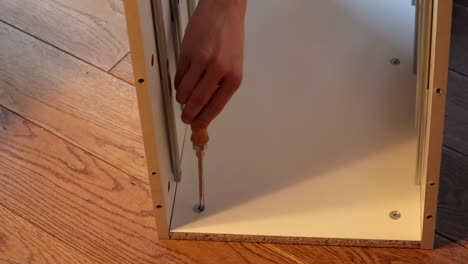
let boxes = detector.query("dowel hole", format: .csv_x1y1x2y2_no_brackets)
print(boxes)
137,78,145,84
426,215,433,219
429,181,435,186
435,88,442,94
390,58,401,65
156,205,163,209
151,172,157,176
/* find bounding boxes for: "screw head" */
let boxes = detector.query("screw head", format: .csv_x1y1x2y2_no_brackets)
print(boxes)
193,204,204,213
389,210,401,220
390,58,401,65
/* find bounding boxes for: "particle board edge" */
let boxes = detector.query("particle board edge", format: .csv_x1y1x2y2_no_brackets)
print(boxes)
170,232,421,248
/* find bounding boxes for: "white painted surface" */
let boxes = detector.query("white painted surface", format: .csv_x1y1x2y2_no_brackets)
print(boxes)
171,0,421,240
137,0,177,220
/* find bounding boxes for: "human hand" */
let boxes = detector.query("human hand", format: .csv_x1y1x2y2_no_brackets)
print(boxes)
175,0,247,131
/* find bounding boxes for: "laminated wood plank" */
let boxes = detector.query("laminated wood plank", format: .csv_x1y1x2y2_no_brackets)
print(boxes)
0,205,97,264
0,106,313,264
444,71,468,156
0,106,174,264
0,0,129,70
437,147,468,248
455,0,468,7
274,235,468,264
0,22,147,181
449,3,468,75
110,53,135,85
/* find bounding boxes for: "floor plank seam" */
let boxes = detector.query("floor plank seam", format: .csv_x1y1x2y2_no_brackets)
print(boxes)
107,71,135,86
449,68,468,79
0,106,150,186
435,231,468,249
108,52,131,73
443,145,468,158
0,19,127,84
0,203,102,264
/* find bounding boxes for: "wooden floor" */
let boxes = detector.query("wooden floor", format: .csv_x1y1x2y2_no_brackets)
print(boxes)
0,1,466,263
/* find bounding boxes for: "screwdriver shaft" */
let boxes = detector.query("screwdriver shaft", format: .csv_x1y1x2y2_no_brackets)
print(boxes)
192,129,209,213
196,149,205,211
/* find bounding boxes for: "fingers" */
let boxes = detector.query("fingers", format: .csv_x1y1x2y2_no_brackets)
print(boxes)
175,55,190,88
181,66,223,124
175,55,208,104
190,75,242,131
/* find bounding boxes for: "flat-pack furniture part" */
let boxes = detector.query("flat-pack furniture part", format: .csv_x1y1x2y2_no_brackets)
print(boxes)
123,0,453,249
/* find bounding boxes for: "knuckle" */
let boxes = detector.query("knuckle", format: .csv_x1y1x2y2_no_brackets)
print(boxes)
212,60,227,75
195,53,210,65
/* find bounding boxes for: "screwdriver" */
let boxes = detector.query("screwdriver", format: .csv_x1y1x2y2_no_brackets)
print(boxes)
191,128,209,213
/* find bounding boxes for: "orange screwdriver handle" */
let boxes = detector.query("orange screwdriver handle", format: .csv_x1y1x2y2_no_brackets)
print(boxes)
191,128,209,147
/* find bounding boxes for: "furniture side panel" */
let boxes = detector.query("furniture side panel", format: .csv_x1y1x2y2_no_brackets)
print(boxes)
124,0,178,239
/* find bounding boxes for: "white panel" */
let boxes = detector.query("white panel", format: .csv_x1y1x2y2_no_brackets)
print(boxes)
137,0,177,221
172,0,421,240
156,0,188,173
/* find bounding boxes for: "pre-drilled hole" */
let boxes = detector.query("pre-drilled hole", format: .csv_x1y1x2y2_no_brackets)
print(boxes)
429,181,435,186
390,58,401,65
426,215,433,219
436,88,442,94
151,172,157,175
138,78,145,84
156,205,163,209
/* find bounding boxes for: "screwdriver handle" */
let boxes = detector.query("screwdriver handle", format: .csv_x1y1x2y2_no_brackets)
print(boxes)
191,128,209,147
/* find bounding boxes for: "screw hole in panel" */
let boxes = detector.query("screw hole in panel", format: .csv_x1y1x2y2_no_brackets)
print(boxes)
390,58,401,65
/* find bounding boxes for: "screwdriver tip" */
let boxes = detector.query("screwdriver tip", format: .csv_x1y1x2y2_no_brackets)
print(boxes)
193,204,204,213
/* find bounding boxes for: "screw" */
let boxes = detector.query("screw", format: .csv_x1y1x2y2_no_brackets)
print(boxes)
390,58,401,65
389,210,401,220
193,204,204,213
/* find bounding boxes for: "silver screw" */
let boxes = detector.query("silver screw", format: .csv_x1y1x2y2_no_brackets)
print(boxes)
389,210,401,220
390,58,401,65
193,204,204,213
